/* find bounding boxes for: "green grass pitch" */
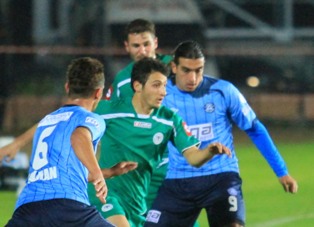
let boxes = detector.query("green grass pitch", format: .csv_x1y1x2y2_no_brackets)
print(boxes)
1,130,313,226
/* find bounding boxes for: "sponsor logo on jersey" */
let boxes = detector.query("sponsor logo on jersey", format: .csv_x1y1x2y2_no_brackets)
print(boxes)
86,117,100,130
146,210,161,223
153,132,164,145
101,204,114,212
134,121,152,128
38,112,73,127
204,103,215,113
189,123,214,141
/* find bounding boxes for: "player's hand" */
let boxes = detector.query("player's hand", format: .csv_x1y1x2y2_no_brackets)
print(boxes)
279,175,298,194
93,176,108,204
0,143,20,162
109,161,138,177
208,142,231,157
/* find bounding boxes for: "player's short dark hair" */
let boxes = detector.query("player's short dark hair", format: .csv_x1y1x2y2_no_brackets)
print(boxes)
131,57,169,91
124,18,156,41
173,40,204,65
66,57,105,98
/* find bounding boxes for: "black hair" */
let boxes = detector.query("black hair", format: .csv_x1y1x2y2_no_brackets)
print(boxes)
66,57,105,98
131,57,169,91
173,40,204,65
124,18,156,41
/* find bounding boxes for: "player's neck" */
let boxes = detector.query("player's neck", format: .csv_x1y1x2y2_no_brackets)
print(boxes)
65,98,95,112
132,96,154,115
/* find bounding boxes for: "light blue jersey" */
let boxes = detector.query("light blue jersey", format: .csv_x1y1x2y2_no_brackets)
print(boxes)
164,75,287,179
15,105,105,209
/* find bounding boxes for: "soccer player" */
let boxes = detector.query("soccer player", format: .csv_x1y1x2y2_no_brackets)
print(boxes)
105,18,172,101
87,57,231,227
104,18,172,212
144,41,298,227
5,57,137,227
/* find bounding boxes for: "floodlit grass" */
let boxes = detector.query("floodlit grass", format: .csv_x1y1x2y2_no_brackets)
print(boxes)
0,191,16,226
1,128,313,226
197,141,314,227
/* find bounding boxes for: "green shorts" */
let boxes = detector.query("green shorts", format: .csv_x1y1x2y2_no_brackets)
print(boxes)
88,183,145,227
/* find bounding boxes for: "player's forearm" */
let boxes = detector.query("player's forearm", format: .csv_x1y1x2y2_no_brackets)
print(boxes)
101,168,114,179
183,143,231,168
183,146,215,168
14,123,38,148
245,120,288,177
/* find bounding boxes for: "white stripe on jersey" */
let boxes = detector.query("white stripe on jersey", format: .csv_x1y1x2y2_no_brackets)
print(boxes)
117,79,131,97
152,116,174,127
101,113,135,119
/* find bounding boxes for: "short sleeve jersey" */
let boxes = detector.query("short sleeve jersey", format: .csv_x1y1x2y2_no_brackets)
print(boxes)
15,105,105,209
105,54,172,101
163,76,257,179
92,98,199,214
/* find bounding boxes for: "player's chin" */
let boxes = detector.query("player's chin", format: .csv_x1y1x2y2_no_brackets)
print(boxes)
154,101,162,108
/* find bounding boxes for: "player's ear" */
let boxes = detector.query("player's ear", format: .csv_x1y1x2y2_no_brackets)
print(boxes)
171,61,177,74
133,81,142,92
64,83,69,94
154,37,158,50
124,40,130,53
95,87,104,100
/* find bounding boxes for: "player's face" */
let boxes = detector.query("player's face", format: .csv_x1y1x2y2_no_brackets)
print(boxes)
124,32,158,62
141,72,167,109
171,57,205,92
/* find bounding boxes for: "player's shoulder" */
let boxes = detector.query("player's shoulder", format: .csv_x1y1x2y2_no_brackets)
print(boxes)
115,61,135,81
157,54,173,64
155,105,178,120
96,98,133,115
203,75,235,90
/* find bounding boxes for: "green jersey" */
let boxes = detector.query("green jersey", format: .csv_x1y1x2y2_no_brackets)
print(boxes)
105,54,172,101
89,98,199,224
104,54,173,211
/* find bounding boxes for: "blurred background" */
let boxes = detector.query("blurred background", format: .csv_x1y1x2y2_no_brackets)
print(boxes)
0,1,314,225
0,0,313,134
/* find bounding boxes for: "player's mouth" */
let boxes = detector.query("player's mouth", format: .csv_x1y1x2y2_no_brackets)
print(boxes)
156,98,164,105
185,84,197,90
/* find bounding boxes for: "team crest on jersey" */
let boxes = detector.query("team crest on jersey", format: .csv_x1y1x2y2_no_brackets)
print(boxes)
182,122,192,136
204,103,215,113
153,132,164,145
134,121,152,128
101,204,113,212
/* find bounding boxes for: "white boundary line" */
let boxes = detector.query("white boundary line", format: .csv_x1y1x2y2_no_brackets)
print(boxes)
251,213,314,227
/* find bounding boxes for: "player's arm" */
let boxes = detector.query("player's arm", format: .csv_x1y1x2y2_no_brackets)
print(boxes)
101,161,138,178
245,119,298,193
71,126,107,203
0,123,38,161
183,142,231,168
